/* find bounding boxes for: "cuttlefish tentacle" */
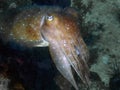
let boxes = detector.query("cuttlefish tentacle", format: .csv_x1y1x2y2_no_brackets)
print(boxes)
63,31,90,85
40,9,90,89
57,29,90,86
49,38,79,90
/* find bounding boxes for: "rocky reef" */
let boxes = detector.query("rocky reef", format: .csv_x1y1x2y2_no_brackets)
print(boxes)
72,0,120,90
0,0,120,90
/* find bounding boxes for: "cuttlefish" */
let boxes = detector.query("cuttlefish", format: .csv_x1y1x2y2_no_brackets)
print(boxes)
0,6,90,90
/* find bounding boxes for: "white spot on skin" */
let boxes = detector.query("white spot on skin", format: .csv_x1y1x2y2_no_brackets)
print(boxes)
64,43,66,46
27,14,31,17
60,56,70,69
70,40,74,44
66,27,70,30
75,46,80,56
65,24,70,30
68,54,72,57
63,40,67,46
52,47,56,50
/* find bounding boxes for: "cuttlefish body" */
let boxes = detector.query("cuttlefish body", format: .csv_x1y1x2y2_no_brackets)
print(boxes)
0,6,90,90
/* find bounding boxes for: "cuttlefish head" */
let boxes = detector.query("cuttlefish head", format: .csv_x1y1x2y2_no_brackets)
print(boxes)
40,7,90,90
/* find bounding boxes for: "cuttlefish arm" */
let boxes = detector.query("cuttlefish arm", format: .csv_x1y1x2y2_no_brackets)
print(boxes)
40,8,90,90
49,39,79,90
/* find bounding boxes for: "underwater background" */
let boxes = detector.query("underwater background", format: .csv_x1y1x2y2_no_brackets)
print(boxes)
0,0,120,90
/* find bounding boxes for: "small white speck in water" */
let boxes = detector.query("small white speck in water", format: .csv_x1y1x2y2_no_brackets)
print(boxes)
30,40,33,42
9,33,13,36
0,27,3,30
20,37,24,40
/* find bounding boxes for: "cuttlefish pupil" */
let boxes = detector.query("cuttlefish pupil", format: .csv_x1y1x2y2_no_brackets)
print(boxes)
46,15,54,21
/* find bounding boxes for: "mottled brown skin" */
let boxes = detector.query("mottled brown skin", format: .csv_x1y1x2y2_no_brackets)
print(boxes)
0,6,90,90
41,8,90,90
0,7,49,47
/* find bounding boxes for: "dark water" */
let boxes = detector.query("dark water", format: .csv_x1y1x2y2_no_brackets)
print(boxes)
32,0,71,8
0,0,71,90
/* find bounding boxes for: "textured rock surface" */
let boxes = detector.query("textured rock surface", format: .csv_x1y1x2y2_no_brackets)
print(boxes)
72,0,120,89
0,0,120,90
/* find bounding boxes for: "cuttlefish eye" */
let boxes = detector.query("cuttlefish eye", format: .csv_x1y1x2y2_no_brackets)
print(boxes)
46,15,54,21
